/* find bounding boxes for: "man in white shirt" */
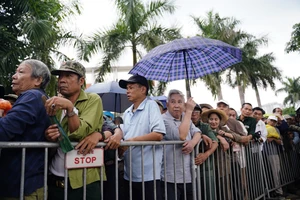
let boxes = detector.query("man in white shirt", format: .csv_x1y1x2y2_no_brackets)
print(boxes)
252,107,268,151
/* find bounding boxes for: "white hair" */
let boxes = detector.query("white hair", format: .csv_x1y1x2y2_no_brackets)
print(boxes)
167,89,185,102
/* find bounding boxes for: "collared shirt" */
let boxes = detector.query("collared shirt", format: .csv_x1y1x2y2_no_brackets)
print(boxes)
123,97,166,182
255,120,267,151
238,116,257,136
0,89,51,197
161,111,201,183
49,90,104,189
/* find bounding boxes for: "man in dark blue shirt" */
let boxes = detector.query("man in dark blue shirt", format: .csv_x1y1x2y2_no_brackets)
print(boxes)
0,59,51,199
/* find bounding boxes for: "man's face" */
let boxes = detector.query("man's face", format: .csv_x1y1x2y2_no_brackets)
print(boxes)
216,103,229,115
191,109,201,124
274,108,283,116
286,117,295,125
241,104,252,117
58,72,83,97
126,83,145,102
252,110,263,121
167,93,184,120
229,110,237,119
12,63,40,96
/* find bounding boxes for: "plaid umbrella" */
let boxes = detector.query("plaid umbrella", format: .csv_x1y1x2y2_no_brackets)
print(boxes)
85,81,131,113
129,36,242,97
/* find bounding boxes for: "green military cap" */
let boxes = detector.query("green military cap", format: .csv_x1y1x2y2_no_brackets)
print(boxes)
51,61,86,77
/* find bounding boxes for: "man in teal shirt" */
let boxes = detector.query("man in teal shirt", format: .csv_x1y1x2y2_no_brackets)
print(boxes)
238,102,256,137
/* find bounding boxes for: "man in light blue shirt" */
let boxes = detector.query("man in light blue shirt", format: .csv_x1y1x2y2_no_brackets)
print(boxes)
119,75,166,200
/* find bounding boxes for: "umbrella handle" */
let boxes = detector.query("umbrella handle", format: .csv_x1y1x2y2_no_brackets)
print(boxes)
183,50,191,98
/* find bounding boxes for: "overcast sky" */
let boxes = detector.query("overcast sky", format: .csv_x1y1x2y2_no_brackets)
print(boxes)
61,0,300,111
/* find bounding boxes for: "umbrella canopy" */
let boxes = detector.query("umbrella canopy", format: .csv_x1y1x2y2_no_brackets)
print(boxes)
129,36,242,98
85,81,131,113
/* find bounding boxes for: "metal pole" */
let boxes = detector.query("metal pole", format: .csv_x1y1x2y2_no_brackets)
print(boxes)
183,50,191,98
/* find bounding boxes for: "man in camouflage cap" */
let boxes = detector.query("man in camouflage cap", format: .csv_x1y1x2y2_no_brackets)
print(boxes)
52,61,86,89
45,60,104,200
52,61,86,77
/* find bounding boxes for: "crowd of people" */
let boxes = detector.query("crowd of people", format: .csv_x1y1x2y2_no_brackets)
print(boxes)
0,59,299,200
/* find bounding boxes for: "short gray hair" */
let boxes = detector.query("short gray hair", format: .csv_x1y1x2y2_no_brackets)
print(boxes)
22,59,51,90
167,89,185,102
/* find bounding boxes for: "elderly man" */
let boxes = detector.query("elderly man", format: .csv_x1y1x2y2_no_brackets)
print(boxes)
0,59,51,199
119,74,166,200
45,61,103,200
161,89,201,200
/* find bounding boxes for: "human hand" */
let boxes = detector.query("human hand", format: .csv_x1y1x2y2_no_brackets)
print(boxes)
274,113,283,120
231,141,236,147
218,130,226,136
182,140,195,154
195,153,208,165
45,124,60,142
118,145,128,158
202,135,212,149
105,133,122,150
267,138,274,143
219,137,229,151
45,96,73,116
75,132,102,155
185,97,196,113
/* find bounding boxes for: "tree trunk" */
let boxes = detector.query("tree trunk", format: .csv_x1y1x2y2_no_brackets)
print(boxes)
132,43,137,66
238,85,245,106
217,82,223,100
254,86,262,107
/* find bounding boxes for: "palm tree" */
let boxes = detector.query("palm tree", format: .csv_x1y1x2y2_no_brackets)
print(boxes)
247,53,281,107
286,23,300,53
80,0,181,84
0,0,81,96
191,10,247,100
227,36,281,106
276,77,300,107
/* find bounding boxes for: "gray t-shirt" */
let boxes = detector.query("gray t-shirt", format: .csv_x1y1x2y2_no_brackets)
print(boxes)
161,111,201,183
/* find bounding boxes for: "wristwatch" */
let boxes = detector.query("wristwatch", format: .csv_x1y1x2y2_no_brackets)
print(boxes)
67,108,76,117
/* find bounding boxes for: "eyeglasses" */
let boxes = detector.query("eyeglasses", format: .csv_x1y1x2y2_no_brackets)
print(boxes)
192,110,201,114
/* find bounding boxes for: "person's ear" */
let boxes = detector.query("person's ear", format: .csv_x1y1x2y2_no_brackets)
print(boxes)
79,77,85,86
34,77,43,87
141,85,147,95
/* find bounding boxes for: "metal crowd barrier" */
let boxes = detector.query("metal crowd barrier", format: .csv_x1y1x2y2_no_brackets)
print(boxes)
0,140,300,200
